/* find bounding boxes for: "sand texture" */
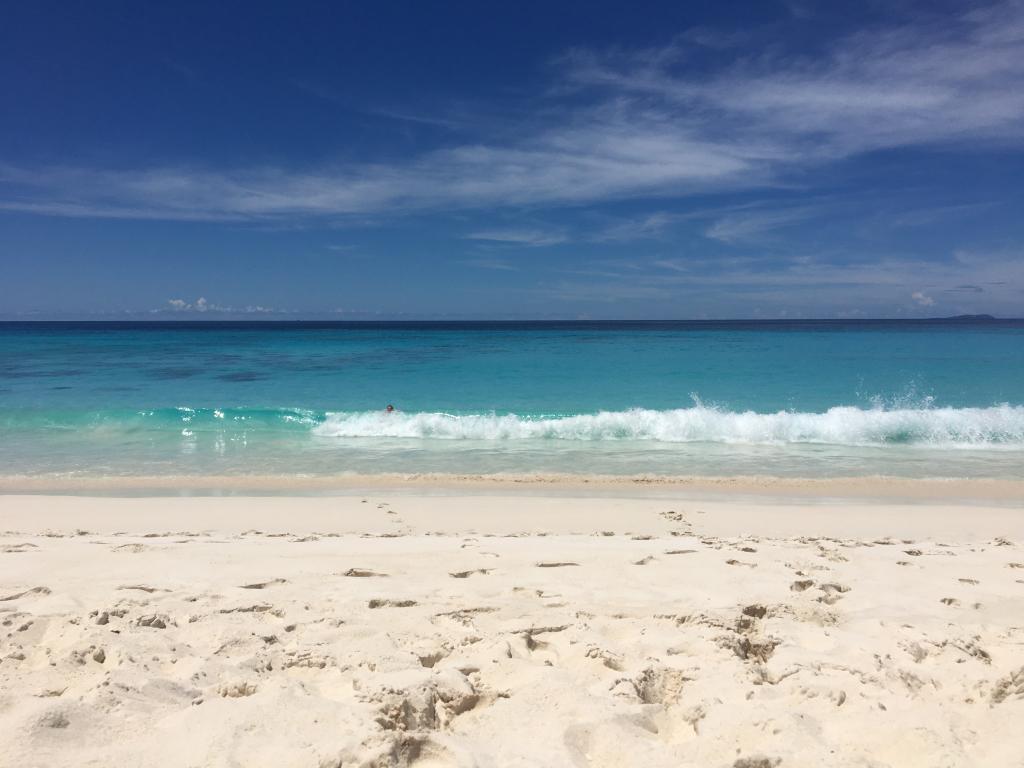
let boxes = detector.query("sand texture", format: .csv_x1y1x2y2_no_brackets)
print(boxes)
1,493,1023,767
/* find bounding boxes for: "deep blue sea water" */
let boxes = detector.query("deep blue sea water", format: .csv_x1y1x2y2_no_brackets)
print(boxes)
2,320,1023,480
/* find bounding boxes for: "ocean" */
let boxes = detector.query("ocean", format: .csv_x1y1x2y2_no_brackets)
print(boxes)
2,320,1023,483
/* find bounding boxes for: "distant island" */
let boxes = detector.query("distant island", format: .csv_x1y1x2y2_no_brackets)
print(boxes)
925,314,998,322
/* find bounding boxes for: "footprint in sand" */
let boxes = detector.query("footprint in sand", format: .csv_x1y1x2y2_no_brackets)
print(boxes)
515,624,570,655
118,584,169,593
112,543,147,554
991,666,1024,704
734,758,782,768
534,589,561,599
239,578,288,589
0,586,51,602
725,634,780,663
36,710,71,729
432,606,498,628
449,569,492,578
741,604,768,619
368,599,418,609
218,604,283,617
341,568,388,578
1,543,38,554
218,681,258,698
584,645,624,671
816,583,851,605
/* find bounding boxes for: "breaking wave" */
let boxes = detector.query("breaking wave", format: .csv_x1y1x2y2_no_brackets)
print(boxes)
7,404,1023,449
313,404,1024,447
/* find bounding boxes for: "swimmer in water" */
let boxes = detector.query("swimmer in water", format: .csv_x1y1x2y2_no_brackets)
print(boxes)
385,404,395,413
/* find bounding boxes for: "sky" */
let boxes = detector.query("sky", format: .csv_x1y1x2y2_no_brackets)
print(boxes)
1,0,1023,319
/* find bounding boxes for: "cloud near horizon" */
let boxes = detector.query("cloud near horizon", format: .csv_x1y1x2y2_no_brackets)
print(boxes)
2,2,1023,223
161,297,280,314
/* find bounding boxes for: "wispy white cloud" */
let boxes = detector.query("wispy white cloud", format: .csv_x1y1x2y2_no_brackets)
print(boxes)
326,244,361,254
460,257,519,271
677,26,750,50
565,3,1024,157
2,3,1023,221
590,201,825,244
590,212,682,242
882,201,999,230
0,116,760,220
291,79,464,130
704,207,815,244
465,228,568,246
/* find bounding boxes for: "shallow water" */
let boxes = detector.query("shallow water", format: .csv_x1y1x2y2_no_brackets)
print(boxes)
2,320,1022,479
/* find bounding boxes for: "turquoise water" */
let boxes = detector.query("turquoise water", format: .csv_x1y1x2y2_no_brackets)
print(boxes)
2,320,1023,480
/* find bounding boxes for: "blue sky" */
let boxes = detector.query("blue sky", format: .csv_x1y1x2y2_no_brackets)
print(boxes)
2,0,1023,319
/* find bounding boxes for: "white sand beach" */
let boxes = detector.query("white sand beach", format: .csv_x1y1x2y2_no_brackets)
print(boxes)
1,488,1023,767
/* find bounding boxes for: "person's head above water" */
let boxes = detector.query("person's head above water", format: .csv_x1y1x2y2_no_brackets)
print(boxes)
385,404,395,413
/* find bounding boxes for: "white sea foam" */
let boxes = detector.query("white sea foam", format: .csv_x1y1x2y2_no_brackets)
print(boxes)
313,405,1024,447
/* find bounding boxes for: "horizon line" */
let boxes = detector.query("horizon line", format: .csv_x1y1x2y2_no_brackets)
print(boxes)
0,315,1016,325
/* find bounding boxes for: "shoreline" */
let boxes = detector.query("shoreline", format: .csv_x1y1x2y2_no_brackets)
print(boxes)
2,471,1023,502
3,491,1024,540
